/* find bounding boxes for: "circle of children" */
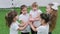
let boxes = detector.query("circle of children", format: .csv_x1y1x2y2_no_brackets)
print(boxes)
5,2,59,34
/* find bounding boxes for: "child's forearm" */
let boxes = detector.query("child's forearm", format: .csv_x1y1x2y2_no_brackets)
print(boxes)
30,24,37,31
34,14,40,21
19,23,25,27
34,17,40,21
18,23,27,31
19,20,26,27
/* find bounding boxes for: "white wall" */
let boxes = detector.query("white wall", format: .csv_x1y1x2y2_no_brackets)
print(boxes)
0,0,60,8
0,0,11,8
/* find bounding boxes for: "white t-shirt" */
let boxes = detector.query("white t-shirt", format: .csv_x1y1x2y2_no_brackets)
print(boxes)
19,13,31,33
29,9,42,27
10,21,19,34
37,24,49,34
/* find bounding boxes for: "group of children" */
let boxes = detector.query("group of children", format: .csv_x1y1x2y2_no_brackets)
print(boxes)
5,2,58,34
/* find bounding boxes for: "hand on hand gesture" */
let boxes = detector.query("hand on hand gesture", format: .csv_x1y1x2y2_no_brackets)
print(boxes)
29,18,34,22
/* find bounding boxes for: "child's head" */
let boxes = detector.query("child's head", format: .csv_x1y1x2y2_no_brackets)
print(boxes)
20,5,27,14
46,3,58,14
46,3,54,14
5,11,18,27
40,13,50,24
32,2,38,11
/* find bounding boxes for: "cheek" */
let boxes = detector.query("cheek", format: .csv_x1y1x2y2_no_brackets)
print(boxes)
46,6,51,12
46,8,49,11
33,8,37,10
15,16,18,20
40,18,42,23
25,11,27,13
46,9,51,13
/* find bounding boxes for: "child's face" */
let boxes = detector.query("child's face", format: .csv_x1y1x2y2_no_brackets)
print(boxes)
32,7,38,11
13,15,18,21
46,5,52,14
22,8,27,14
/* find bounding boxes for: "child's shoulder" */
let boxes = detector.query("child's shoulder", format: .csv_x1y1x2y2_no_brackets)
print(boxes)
38,9,42,12
11,22,17,26
38,26,44,28
38,9,42,13
30,10,33,12
19,14,23,17
26,13,30,17
37,26,44,31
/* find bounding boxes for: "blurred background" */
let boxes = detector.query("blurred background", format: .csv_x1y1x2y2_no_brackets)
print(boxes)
0,0,60,34
0,0,60,8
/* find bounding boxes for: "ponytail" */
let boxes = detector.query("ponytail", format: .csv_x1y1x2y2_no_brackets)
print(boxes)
5,11,17,27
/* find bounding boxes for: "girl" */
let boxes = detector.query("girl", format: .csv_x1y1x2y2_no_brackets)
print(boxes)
5,11,28,34
29,2,42,34
29,13,49,34
46,2,58,34
19,5,31,34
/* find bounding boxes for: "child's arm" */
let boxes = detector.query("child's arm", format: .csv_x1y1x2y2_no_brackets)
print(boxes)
34,13,40,21
30,14,32,18
34,10,42,21
29,22,37,32
19,20,26,27
19,23,25,27
29,14,35,22
18,23,28,31
19,21,26,27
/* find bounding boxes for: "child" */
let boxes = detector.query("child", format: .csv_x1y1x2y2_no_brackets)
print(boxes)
5,11,28,34
29,13,49,34
29,2,42,34
19,5,31,34
46,2,58,34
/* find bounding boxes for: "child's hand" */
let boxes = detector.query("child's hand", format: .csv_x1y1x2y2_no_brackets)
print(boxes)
29,18,34,22
25,23,29,26
28,22,32,25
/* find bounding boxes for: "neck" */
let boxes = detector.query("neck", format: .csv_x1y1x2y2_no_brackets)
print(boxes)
23,13,26,15
42,22,47,26
13,20,16,23
33,10,37,11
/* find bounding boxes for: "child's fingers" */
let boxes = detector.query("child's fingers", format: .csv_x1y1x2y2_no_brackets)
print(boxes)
29,22,32,25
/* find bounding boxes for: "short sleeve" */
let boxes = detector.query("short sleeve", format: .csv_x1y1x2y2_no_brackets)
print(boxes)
19,15,22,21
38,10,42,14
37,26,44,32
29,10,32,15
16,21,20,25
12,24,19,30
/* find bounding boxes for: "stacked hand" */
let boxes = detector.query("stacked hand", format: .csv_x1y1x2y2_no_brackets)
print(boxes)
28,21,32,26
29,18,35,22
25,23,29,26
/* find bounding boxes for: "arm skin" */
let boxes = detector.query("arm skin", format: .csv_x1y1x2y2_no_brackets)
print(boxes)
34,13,40,21
29,22,37,32
19,20,26,27
18,22,28,31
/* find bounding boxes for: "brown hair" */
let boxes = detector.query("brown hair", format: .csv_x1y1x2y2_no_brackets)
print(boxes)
48,3,54,7
20,5,27,14
49,10,58,32
32,2,38,7
40,13,50,23
48,4,58,32
5,11,17,27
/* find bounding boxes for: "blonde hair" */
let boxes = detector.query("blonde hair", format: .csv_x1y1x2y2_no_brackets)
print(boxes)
32,2,38,7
